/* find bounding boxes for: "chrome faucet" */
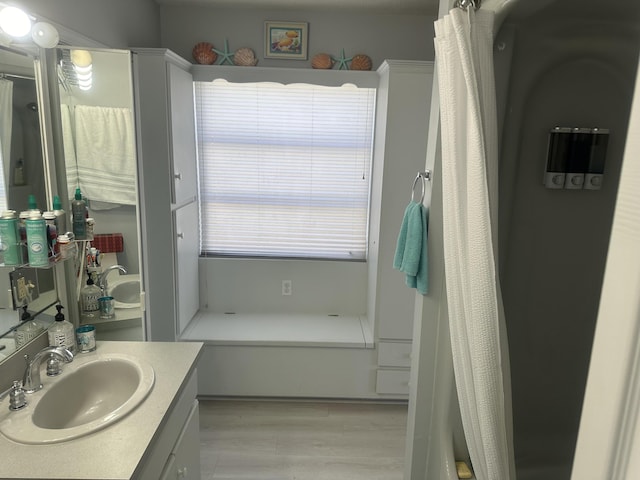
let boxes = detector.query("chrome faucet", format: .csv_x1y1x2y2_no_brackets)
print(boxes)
98,265,127,293
23,346,74,394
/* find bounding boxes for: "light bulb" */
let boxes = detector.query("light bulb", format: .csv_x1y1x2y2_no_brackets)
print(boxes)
31,22,59,48
78,78,92,90
74,64,92,75
75,71,92,82
71,49,92,68
0,7,32,38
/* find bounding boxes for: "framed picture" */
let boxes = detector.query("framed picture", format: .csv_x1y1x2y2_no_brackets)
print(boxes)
264,21,308,60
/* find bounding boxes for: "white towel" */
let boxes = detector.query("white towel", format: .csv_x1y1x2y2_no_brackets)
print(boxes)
60,104,78,199
74,105,137,205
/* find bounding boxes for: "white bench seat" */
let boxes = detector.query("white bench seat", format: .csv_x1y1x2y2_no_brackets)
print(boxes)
180,311,372,348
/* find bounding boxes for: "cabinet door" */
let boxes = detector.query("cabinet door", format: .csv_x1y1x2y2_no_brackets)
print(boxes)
174,201,199,335
173,401,201,479
159,454,176,480
167,62,198,206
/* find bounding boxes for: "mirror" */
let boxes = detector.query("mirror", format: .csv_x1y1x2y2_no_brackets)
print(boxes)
54,46,144,342
0,46,58,362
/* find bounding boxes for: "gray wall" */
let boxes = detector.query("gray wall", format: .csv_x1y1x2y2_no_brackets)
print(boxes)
159,5,435,69
17,0,161,48
497,1,640,476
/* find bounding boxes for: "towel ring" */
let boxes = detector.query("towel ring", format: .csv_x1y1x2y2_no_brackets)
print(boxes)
411,170,432,203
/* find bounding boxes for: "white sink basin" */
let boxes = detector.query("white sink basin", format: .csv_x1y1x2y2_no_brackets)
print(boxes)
108,274,141,309
0,353,154,444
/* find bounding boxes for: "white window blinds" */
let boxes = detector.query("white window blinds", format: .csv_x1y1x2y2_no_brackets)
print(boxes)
194,79,376,260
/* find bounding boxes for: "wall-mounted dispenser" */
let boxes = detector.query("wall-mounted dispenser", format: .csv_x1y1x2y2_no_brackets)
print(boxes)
544,127,609,190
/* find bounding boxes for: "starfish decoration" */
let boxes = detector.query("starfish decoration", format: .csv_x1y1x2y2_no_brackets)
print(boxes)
213,38,234,65
332,49,352,70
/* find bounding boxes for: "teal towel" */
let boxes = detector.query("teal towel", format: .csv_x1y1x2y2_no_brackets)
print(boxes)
394,201,429,295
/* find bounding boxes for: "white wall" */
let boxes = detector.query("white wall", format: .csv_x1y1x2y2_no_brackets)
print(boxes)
201,258,367,315
571,44,640,479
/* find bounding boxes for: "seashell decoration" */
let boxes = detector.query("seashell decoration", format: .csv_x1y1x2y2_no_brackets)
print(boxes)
311,53,334,70
192,42,217,65
233,47,258,66
350,54,372,71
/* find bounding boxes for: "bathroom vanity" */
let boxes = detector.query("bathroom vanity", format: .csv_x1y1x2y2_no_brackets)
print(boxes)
0,341,203,479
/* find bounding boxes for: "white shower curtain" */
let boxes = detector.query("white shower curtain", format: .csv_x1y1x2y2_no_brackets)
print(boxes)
435,7,514,480
0,79,13,212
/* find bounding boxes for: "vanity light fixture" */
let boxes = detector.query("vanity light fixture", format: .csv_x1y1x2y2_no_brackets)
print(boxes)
71,49,93,91
0,5,59,48
31,22,59,48
0,6,31,38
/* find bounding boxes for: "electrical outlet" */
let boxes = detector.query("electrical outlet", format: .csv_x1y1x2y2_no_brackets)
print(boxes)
282,280,292,296
9,268,39,309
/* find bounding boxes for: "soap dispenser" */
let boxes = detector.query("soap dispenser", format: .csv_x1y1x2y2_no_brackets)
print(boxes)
14,306,44,349
80,273,101,316
48,304,76,353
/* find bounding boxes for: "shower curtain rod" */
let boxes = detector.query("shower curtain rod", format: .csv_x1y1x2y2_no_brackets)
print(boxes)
454,0,482,10
0,72,35,81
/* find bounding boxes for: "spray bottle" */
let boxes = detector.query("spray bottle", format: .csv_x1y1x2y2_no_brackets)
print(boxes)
72,188,87,240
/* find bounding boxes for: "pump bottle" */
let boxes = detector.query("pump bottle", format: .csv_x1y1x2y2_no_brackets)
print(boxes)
47,304,76,353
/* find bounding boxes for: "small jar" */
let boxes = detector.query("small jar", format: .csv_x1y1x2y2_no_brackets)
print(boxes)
76,325,96,353
58,234,72,260
86,218,95,241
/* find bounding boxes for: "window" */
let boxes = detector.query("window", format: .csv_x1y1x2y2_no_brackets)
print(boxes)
194,79,376,261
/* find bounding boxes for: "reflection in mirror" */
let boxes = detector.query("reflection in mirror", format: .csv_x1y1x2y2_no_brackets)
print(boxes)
55,47,143,342
0,46,58,363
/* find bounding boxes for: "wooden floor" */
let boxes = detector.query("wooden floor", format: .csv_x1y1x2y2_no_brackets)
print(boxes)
199,399,408,480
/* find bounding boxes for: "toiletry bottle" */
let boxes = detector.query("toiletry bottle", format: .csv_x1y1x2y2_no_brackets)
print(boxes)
0,210,21,265
80,274,101,316
48,304,76,353
43,211,58,257
52,195,67,234
18,211,29,263
72,188,87,240
13,159,25,186
25,211,49,267
14,306,44,349
27,194,40,215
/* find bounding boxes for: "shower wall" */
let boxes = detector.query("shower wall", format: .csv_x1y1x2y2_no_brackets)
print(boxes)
496,1,640,478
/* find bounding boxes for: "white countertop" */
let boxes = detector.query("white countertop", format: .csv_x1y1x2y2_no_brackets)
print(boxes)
0,340,203,480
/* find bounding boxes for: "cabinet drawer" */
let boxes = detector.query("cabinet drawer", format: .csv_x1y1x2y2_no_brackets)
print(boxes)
376,369,410,395
378,342,412,368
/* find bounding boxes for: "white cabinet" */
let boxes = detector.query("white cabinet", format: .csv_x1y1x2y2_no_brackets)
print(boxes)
174,202,199,335
167,63,198,206
370,60,434,396
139,368,201,479
133,49,200,341
159,402,201,480
378,341,412,368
